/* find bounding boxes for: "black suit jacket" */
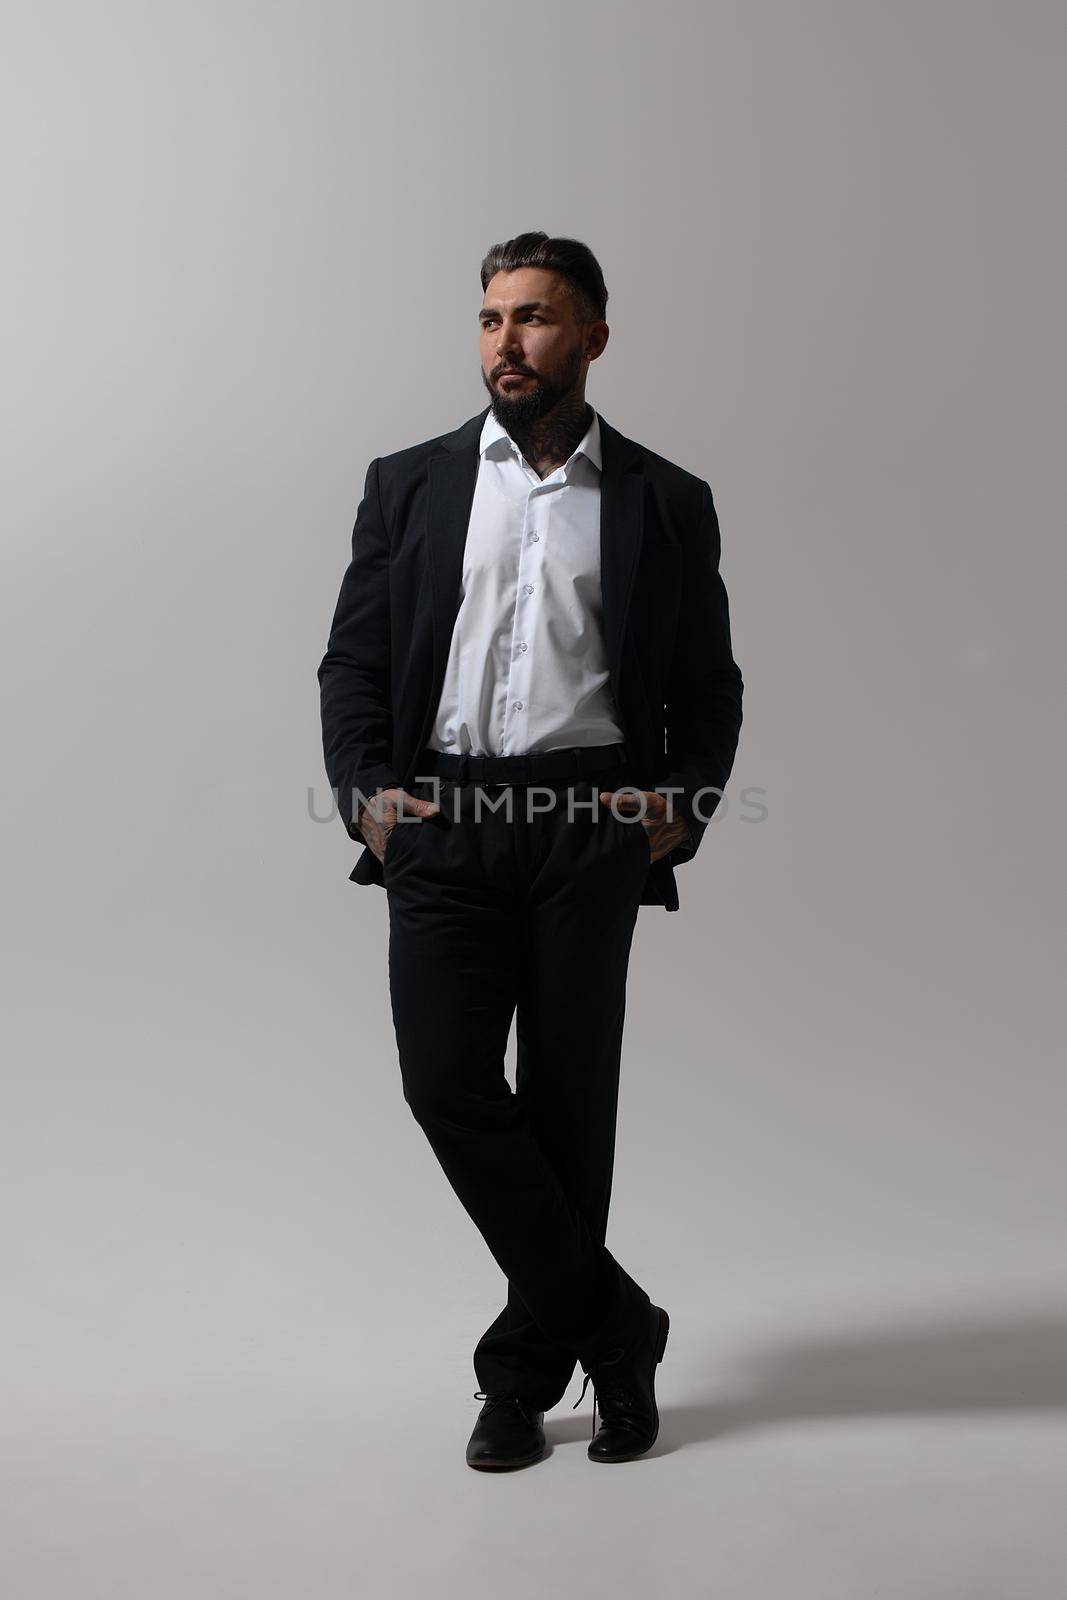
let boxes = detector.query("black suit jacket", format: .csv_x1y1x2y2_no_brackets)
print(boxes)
318,406,743,912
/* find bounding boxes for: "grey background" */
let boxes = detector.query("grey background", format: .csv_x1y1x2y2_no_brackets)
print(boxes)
3,1,1065,1595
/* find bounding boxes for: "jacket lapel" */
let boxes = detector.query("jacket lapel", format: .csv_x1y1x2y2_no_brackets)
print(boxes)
426,415,483,697
597,413,645,695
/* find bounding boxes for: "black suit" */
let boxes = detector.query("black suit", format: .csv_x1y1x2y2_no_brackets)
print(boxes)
318,406,743,1405
319,405,743,911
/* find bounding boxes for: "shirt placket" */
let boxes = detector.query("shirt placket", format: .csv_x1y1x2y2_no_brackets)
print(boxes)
500,456,560,754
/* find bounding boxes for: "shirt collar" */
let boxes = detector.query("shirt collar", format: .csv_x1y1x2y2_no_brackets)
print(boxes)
479,405,602,473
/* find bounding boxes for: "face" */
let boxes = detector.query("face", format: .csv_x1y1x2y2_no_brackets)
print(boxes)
478,267,607,427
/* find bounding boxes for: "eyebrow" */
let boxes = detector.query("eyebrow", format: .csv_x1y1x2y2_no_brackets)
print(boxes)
478,301,554,322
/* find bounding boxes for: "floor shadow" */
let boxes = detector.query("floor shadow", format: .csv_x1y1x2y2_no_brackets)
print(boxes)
657,1303,1067,1449
545,1412,599,1448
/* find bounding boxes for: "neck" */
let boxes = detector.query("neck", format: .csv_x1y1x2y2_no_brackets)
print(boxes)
508,395,591,480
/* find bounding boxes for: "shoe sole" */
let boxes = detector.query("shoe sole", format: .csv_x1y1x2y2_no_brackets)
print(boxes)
588,1305,670,1464
466,1445,546,1471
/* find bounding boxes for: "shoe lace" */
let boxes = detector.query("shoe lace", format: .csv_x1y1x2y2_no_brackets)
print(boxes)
473,1390,534,1418
571,1347,643,1441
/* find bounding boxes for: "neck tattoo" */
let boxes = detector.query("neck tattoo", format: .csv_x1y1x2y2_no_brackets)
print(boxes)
510,397,591,480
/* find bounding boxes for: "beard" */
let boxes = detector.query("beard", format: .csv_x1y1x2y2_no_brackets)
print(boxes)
480,344,585,433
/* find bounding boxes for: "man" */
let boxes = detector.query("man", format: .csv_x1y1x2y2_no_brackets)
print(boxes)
318,232,743,1469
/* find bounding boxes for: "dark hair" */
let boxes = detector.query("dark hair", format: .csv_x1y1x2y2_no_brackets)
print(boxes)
479,231,608,324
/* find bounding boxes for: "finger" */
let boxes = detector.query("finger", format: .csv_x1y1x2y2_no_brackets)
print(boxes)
600,788,660,817
393,794,441,819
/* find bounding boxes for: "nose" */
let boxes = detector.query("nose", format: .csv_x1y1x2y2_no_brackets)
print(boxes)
496,337,523,368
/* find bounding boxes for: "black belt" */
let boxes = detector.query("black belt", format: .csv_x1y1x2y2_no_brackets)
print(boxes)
417,743,629,784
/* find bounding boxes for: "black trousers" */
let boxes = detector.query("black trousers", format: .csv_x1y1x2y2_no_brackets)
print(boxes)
383,743,655,1410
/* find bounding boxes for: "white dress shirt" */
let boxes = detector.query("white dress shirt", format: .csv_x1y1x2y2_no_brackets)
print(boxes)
428,406,626,756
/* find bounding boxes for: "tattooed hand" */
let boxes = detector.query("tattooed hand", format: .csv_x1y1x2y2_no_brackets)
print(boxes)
358,786,441,865
598,788,693,864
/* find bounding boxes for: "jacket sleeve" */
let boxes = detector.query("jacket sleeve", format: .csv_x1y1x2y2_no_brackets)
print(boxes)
317,457,398,841
658,478,744,866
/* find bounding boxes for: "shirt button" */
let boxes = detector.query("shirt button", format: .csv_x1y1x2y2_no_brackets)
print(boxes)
518,642,528,653
523,584,534,594
514,700,524,710
529,531,539,542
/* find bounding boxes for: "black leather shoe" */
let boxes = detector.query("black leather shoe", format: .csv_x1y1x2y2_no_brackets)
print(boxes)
465,1391,546,1470
573,1303,670,1462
